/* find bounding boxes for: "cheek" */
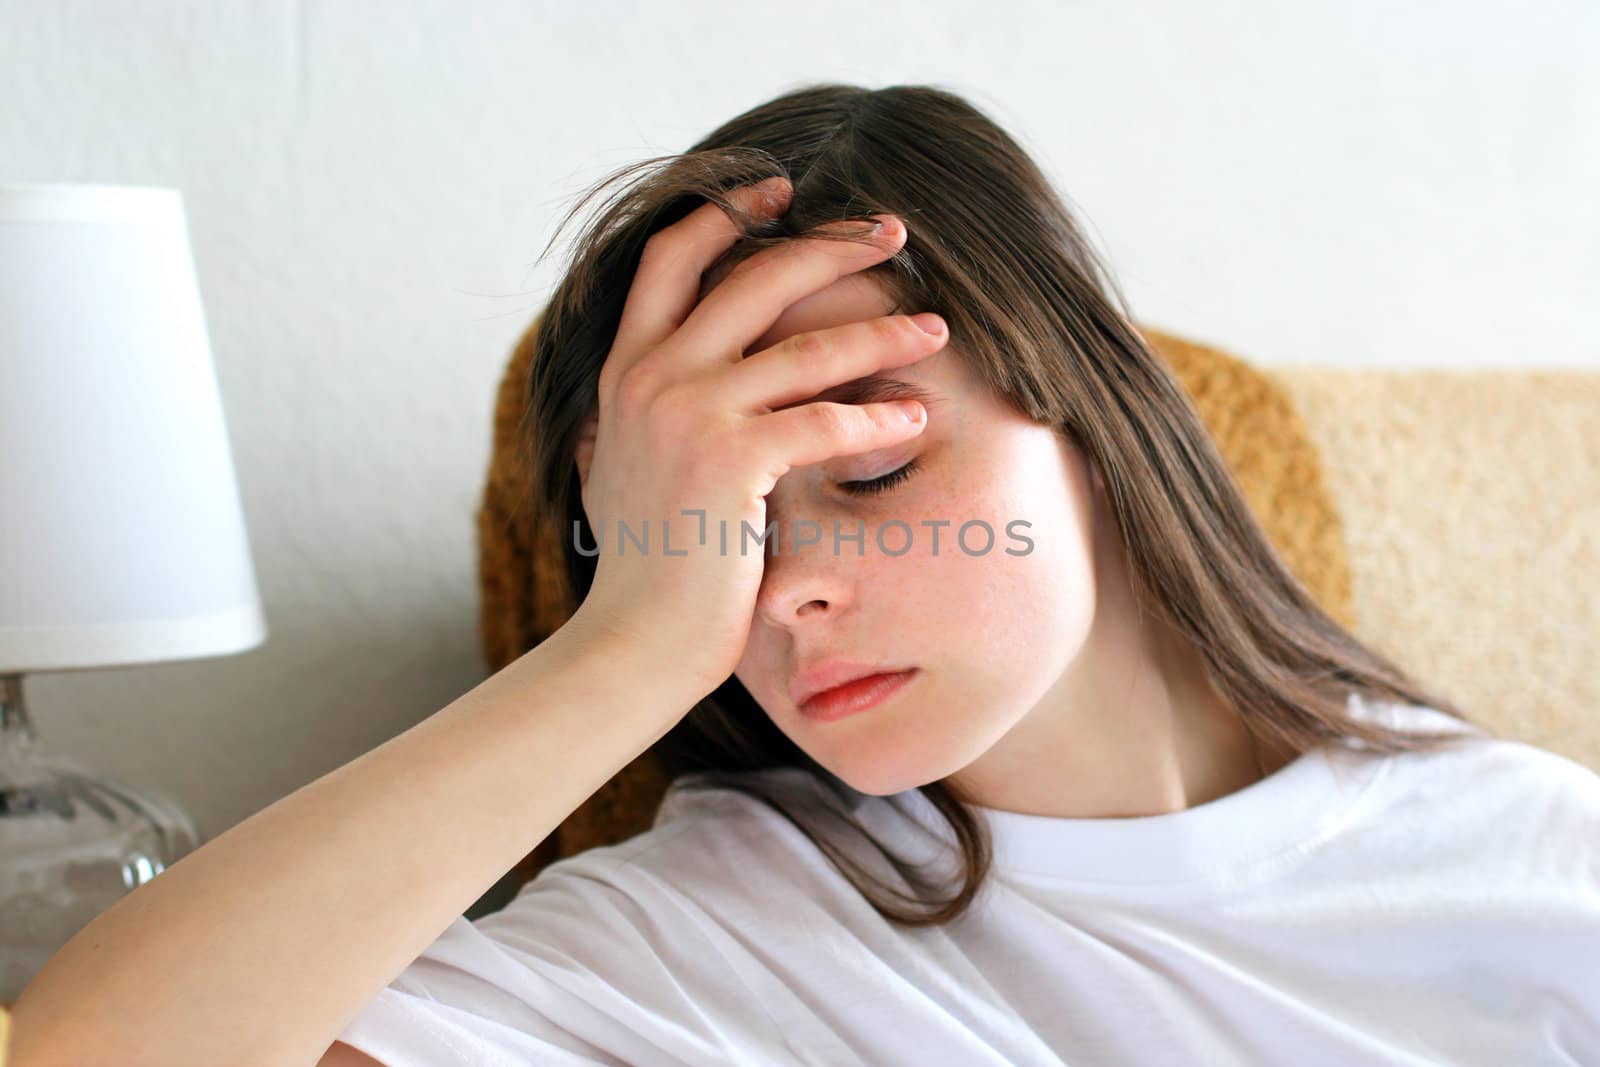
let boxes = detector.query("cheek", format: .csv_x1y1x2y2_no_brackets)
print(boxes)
732,434,1097,719
816,450,1096,794
859,436,1097,676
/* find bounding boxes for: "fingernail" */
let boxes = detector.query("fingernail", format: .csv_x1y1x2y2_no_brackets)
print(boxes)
872,215,901,236
897,401,925,423
910,312,944,335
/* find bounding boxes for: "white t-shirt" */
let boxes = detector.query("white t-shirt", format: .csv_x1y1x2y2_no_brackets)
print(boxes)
334,694,1600,1066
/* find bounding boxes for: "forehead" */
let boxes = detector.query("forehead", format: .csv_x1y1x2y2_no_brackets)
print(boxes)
722,270,973,401
739,269,897,351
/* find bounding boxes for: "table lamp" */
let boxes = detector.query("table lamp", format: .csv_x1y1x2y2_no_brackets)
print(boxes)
0,184,267,1002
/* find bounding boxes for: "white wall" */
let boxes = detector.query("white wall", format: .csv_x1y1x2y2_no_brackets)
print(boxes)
4,1,1596,864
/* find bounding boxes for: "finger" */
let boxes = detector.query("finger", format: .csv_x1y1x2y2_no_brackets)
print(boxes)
752,399,928,490
720,311,947,415
607,177,793,383
662,214,906,370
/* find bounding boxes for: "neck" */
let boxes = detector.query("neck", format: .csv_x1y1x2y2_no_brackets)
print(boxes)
944,487,1287,820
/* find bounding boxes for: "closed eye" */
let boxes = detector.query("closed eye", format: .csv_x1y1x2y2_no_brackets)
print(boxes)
839,458,920,497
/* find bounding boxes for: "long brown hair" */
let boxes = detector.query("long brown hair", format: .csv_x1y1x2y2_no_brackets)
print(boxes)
519,82,1486,926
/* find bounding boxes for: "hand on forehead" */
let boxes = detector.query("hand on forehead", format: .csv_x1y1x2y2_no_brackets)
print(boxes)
582,270,902,434
733,272,901,357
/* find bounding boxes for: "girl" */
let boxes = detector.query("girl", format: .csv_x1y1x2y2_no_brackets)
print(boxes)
13,83,1600,1067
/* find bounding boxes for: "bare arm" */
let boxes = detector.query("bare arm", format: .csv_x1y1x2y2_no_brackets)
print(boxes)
8,612,702,1067
9,173,933,1067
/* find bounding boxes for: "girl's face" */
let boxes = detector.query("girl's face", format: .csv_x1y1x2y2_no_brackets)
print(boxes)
731,273,1103,797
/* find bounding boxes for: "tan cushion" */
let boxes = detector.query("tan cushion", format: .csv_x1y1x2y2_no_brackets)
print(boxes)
1270,367,1600,770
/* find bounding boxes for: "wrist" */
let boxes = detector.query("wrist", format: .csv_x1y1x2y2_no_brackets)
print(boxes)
556,604,720,707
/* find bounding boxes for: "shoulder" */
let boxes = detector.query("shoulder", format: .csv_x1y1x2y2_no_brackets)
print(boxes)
568,764,856,870
1349,694,1600,813
495,766,872,927
428,765,903,1023
1340,694,1600,885
336,770,857,1063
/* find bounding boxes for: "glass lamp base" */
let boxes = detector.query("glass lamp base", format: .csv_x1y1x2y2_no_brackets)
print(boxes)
1,710,199,1003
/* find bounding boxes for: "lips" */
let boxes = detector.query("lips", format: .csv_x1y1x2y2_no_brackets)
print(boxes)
796,669,918,722
790,660,915,709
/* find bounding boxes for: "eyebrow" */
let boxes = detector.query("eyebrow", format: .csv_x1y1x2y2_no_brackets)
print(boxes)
790,373,945,413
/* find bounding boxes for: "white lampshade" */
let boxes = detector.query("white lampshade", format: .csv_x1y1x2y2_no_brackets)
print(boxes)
0,183,267,673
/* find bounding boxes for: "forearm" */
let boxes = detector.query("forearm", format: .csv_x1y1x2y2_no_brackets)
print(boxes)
9,613,697,1067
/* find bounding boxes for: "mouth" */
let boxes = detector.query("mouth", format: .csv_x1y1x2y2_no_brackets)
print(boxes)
794,668,919,722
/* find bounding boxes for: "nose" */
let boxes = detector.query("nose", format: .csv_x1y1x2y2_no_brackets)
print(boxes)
752,515,858,627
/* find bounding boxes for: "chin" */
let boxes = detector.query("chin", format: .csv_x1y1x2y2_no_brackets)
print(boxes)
830,765,926,798
809,732,977,799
